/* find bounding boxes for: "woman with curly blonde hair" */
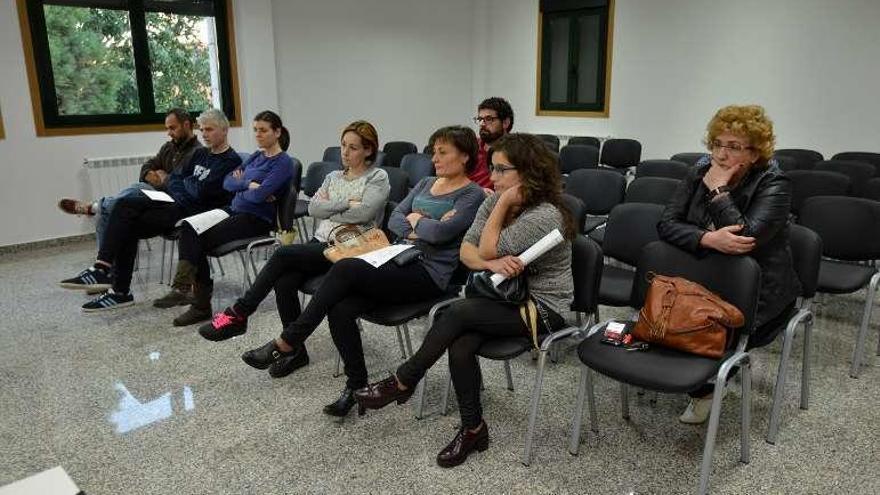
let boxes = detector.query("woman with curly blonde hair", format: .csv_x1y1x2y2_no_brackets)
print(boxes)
658,104,801,424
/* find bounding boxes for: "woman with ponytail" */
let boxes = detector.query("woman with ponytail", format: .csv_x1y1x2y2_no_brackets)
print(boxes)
156,110,296,326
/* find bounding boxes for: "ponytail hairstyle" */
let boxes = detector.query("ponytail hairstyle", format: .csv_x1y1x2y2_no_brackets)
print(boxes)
341,120,380,165
253,110,290,151
490,133,576,239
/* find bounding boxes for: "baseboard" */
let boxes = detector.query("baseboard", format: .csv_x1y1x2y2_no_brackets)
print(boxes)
0,233,96,257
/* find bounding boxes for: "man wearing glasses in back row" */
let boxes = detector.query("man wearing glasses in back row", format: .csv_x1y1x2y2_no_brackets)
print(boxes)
471,97,514,191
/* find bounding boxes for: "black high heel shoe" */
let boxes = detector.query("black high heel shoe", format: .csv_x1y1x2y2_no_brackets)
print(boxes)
241,340,297,370
322,387,360,417
353,375,415,412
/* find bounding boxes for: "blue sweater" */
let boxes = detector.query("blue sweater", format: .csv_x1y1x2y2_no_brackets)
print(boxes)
165,147,242,215
223,151,295,223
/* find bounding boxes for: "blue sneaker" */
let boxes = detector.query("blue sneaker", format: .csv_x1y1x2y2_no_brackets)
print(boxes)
60,266,112,291
82,289,134,312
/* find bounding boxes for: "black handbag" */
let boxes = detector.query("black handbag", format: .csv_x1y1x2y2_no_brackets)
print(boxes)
464,271,528,303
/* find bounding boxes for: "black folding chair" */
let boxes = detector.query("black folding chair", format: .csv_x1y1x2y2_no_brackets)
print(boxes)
382,141,418,168
535,134,560,152
558,145,599,175
400,153,434,189
625,177,681,205
799,196,880,378
774,149,823,171
636,159,690,180
670,152,706,166
564,169,627,238
569,241,761,495
600,138,642,174
813,160,876,197
786,170,851,216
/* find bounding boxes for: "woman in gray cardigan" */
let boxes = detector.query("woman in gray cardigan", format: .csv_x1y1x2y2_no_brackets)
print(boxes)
355,133,576,468
197,121,389,348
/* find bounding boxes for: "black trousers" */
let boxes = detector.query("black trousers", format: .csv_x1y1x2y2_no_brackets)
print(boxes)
235,240,331,326
177,212,271,285
97,195,184,293
396,298,564,429
283,258,445,389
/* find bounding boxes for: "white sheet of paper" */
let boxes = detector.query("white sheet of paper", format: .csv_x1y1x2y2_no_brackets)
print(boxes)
142,189,175,202
490,228,564,287
356,244,414,268
178,209,230,234
0,466,80,495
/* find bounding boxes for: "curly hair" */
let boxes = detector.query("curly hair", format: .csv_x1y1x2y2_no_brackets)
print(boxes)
427,126,479,173
704,105,776,163
490,133,576,239
341,120,380,164
478,97,514,131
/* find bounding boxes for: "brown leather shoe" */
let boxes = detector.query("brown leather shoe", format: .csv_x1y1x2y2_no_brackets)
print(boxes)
353,375,415,413
58,198,94,216
436,422,490,468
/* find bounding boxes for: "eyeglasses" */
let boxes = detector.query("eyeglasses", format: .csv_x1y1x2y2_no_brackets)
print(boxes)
473,116,500,125
711,140,753,153
490,165,516,174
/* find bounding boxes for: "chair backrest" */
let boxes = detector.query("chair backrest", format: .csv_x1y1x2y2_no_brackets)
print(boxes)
864,177,880,202
568,136,600,149
382,141,418,168
422,143,433,154
831,152,880,174
800,196,880,261
303,161,343,197
787,224,822,299
772,154,800,172
322,146,342,164
381,166,410,203
602,202,664,266
535,134,560,152
633,241,761,337
379,200,398,238
564,169,627,215
400,153,435,188
268,157,302,231
558,144,599,174
625,177,681,205
635,159,690,180
669,152,706,166
774,149,824,170
561,193,587,234
571,235,604,314
786,170,851,215
600,138,642,170
813,160,877,196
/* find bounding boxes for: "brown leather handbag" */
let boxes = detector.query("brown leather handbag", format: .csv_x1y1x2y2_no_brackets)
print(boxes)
632,273,745,358
322,224,390,263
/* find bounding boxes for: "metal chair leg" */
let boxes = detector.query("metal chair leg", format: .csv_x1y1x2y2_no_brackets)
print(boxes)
619,383,630,419
767,318,798,444
801,316,813,410
850,272,879,378
402,324,415,357
504,360,515,391
568,364,590,455
522,349,548,466
215,257,226,277
741,362,752,464
160,238,167,284
394,326,407,360
441,375,452,415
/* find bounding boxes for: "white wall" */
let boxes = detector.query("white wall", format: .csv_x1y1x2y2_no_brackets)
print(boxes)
0,0,278,247
271,0,476,166
476,0,880,160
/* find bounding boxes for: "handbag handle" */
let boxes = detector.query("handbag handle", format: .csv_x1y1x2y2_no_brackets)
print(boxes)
326,224,367,247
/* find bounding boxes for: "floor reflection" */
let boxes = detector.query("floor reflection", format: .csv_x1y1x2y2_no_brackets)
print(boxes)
108,382,194,434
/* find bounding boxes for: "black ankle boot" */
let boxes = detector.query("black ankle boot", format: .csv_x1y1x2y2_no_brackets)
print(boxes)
241,340,297,370
322,387,359,417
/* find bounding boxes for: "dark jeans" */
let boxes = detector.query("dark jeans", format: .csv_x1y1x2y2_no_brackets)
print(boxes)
235,240,331,326
97,195,184,293
689,301,797,398
284,258,445,389
177,212,271,285
396,298,564,429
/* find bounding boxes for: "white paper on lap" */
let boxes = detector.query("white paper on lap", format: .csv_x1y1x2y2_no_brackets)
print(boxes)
177,209,230,235
356,244,414,268
142,190,175,202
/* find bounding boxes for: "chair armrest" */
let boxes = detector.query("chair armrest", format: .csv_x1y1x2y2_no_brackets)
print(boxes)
426,295,465,327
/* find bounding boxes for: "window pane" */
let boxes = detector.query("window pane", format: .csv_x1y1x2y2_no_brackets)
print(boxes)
43,5,139,115
146,11,219,113
548,16,570,104
576,14,601,104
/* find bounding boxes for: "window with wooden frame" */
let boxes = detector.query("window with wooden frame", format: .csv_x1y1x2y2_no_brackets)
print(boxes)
536,0,614,117
16,0,241,136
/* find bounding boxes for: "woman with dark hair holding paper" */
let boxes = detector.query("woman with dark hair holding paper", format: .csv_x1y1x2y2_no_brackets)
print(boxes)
156,110,295,326
355,133,575,468
236,125,485,419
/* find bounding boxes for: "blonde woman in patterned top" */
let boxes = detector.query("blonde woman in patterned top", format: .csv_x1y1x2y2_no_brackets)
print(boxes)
197,121,390,351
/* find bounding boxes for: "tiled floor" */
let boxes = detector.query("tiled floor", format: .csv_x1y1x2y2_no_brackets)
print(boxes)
1,241,878,494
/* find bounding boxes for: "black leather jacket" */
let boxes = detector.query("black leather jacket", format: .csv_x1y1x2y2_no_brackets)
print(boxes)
657,158,801,327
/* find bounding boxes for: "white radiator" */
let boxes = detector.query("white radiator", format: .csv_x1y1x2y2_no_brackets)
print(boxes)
83,154,154,200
